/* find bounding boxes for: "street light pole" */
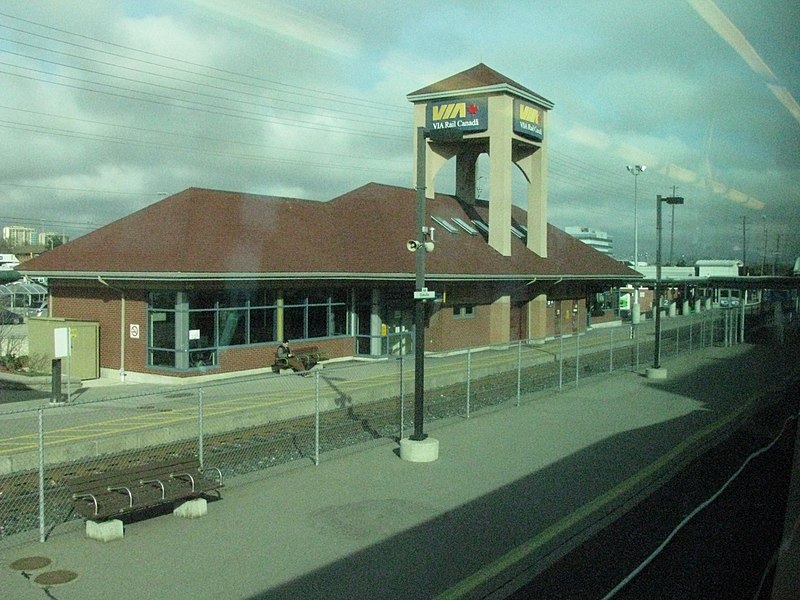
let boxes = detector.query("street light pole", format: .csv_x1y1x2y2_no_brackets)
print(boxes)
742,216,747,274
626,165,646,278
669,185,678,265
650,194,684,378
401,126,463,461
412,125,427,441
761,215,768,275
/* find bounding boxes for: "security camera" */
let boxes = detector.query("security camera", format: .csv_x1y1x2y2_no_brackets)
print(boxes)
407,239,434,252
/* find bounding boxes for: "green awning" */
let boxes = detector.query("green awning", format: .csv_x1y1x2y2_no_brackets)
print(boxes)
0,270,22,282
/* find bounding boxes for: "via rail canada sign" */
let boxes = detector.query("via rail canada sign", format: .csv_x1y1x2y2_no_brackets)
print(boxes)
426,98,488,133
513,99,544,141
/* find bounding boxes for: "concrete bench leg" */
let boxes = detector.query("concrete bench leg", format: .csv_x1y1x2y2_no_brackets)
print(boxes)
173,498,207,519
86,519,124,542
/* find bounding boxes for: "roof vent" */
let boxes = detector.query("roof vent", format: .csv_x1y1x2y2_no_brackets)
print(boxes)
432,215,459,234
452,217,478,235
471,220,489,234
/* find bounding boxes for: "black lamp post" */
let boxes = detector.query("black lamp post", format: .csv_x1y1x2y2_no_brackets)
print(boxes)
653,194,684,371
411,125,462,441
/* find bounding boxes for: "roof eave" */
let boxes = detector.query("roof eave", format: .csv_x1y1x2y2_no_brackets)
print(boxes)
407,84,554,109
22,270,640,283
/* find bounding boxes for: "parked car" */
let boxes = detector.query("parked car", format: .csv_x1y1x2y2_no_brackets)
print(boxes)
0,308,24,324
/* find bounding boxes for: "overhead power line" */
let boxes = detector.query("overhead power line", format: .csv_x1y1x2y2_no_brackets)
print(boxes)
0,41,410,127
0,13,411,114
0,104,403,165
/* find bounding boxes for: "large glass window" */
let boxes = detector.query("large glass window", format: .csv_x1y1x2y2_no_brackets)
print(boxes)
283,289,348,341
250,304,276,344
218,309,246,346
147,287,345,370
148,291,177,368
185,289,278,349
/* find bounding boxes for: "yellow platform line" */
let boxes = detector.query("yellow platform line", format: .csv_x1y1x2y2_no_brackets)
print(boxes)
1,365,454,455
0,393,314,454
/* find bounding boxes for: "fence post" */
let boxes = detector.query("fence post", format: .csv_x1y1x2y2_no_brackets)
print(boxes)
724,310,729,347
721,310,726,347
609,327,614,372
399,356,405,439
466,348,472,418
558,334,564,390
711,308,715,346
711,308,715,345
516,340,522,406
314,371,320,466
38,408,45,543
701,311,706,347
676,321,680,355
198,389,204,469
575,334,580,387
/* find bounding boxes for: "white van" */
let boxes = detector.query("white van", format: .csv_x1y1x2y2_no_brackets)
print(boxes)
0,253,20,270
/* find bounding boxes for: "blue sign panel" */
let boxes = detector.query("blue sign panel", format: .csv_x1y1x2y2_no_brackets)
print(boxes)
513,99,544,141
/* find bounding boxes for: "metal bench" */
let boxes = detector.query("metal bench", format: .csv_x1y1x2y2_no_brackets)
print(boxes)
64,458,223,521
272,346,330,373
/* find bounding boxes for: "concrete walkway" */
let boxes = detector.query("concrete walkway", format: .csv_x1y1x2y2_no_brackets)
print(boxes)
1,340,798,600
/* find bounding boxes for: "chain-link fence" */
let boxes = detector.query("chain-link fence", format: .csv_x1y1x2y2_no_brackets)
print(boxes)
0,309,742,547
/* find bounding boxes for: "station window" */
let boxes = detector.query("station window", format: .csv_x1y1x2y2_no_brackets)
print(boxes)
147,288,347,371
452,304,475,319
283,289,348,340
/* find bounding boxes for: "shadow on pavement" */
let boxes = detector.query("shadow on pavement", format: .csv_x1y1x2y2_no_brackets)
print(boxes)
247,342,799,599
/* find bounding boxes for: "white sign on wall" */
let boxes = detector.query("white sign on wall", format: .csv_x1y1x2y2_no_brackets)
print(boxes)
130,324,140,339
54,327,71,358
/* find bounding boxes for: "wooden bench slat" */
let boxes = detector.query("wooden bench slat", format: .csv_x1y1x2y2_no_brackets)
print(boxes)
65,458,201,489
64,458,223,521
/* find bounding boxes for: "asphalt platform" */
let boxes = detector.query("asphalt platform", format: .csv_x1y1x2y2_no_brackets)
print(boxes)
1,339,798,600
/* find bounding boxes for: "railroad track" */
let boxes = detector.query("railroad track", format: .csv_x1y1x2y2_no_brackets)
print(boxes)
0,339,678,540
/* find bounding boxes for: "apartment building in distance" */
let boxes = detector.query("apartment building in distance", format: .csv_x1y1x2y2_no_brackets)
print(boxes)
564,227,614,257
2,225,35,247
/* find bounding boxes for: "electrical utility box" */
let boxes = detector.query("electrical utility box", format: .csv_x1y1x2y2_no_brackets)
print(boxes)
27,318,100,380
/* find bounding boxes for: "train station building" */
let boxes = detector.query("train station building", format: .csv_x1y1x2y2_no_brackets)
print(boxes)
20,64,639,381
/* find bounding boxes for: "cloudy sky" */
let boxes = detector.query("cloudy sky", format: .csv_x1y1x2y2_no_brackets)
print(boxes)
1,0,798,268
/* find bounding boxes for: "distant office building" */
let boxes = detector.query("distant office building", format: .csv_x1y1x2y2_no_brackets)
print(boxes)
565,227,614,256
2,226,35,247
38,232,69,248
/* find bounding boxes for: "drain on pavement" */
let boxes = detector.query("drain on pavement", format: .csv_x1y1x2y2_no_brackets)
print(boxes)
34,569,78,585
9,556,51,571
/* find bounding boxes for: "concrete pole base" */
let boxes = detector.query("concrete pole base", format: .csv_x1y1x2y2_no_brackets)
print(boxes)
399,437,439,462
173,497,208,518
646,367,668,379
86,519,123,542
